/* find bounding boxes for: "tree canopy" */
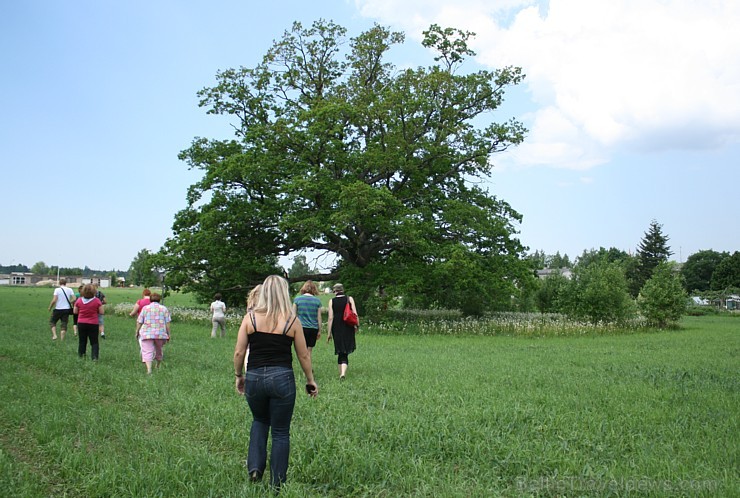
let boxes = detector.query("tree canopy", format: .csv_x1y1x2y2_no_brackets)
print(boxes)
160,20,531,312
31,261,50,275
128,249,160,287
576,247,631,269
710,251,740,291
681,249,728,293
287,255,312,279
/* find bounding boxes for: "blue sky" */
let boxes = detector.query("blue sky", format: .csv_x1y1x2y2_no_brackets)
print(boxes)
1,0,738,271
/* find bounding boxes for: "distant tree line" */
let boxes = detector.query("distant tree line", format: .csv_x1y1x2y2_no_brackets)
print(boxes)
530,239,740,297
2,252,163,289
1,262,128,283
529,220,739,328
0,263,31,273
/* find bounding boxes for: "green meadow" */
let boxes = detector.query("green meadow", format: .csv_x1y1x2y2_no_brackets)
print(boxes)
0,286,737,497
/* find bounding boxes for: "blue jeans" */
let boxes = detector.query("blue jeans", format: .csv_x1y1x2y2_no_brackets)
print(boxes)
245,366,296,487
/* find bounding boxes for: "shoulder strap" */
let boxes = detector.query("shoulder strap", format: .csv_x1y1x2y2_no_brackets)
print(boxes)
61,287,72,307
282,316,297,335
249,312,257,332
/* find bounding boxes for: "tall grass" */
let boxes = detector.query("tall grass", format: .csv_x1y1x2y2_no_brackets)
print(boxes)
0,287,737,496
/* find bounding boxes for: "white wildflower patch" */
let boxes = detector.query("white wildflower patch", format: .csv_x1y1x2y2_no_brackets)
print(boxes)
370,311,645,337
113,302,244,326
112,303,643,337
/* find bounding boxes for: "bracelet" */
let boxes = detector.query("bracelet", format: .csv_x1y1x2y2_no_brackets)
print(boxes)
235,372,243,377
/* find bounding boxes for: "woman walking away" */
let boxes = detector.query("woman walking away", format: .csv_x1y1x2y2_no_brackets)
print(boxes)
292,280,322,362
130,288,152,334
243,285,262,371
327,283,358,380
136,293,171,374
210,293,227,338
234,275,317,491
74,284,104,360
129,288,151,318
247,285,261,313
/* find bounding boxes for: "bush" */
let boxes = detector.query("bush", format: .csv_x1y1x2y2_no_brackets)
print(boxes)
563,261,635,325
685,305,718,316
637,263,687,328
534,273,569,313
370,308,463,323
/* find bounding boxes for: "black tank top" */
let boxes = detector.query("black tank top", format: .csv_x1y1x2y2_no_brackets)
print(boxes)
246,314,295,370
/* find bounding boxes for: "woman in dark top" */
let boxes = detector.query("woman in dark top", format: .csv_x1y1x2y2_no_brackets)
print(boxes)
327,282,358,380
234,275,317,490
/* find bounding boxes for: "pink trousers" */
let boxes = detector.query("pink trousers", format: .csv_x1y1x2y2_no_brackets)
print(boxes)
140,338,167,362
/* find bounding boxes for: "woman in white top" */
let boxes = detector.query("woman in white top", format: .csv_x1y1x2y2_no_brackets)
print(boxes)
210,293,227,338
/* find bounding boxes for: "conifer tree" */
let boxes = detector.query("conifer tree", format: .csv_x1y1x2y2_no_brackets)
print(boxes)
629,219,672,296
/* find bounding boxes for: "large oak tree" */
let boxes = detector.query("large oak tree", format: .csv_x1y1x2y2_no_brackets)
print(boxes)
160,20,533,313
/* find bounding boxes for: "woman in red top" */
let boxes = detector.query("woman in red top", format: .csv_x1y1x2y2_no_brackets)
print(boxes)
129,288,152,318
74,284,105,360
129,288,152,334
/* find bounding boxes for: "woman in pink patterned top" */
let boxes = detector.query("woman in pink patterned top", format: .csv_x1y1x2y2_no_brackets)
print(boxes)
135,293,171,374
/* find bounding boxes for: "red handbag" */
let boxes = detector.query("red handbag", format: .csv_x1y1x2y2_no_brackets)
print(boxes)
343,299,359,326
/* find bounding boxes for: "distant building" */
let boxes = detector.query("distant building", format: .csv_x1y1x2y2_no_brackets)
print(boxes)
727,295,740,311
536,268,573,280
0,272,40,285
0,274,110,287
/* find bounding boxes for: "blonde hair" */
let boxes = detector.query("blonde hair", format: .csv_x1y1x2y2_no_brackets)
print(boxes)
247,285,262,309
253,275,293,330
300,280,319,296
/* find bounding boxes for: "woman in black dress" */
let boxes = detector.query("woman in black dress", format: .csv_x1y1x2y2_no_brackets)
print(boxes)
327,283,358,379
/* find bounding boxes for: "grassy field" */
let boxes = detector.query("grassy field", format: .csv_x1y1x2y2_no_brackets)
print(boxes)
0,286,737,497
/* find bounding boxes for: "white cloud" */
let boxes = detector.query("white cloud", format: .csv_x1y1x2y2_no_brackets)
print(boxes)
355,0,740,169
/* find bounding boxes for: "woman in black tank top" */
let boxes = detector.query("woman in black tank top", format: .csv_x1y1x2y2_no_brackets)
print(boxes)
233,275,318,490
